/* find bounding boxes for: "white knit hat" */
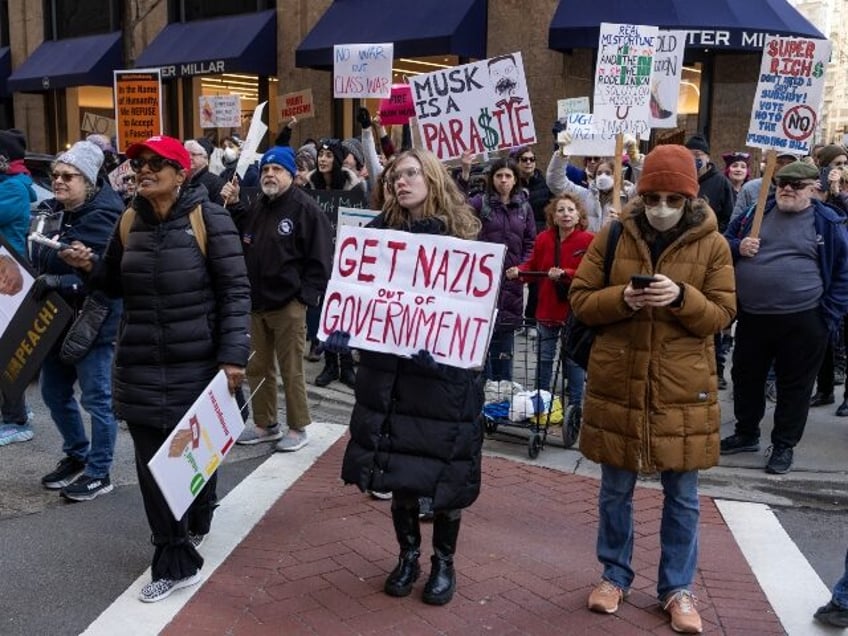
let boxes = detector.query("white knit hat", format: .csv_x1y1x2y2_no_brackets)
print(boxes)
55,140,104,185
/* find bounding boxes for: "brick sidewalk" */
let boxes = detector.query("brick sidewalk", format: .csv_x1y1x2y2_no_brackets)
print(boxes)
164,438,784,635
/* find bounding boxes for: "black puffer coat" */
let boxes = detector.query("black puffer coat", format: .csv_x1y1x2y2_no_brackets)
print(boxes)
92,183,251,429
340,214,485,511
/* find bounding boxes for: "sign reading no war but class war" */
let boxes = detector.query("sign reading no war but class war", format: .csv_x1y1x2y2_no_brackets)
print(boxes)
319,226,506,369
746,36,831,155
409,52,537,161
149,371,244,521
334,43,393,99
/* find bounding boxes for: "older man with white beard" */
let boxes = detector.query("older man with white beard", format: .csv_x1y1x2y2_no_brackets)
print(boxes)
721,160,848,474
222,146,333,452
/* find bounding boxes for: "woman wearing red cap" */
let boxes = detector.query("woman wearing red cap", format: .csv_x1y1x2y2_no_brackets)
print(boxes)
569,144,736,633
59,135,251,603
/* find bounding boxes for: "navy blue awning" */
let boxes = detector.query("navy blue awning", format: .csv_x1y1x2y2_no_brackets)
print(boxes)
136,10,276,78
296,0,487,69
549,0,825,52
7,32,122,93
0,48,11,98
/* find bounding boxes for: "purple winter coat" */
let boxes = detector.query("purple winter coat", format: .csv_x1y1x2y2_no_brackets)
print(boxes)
470,190,536,329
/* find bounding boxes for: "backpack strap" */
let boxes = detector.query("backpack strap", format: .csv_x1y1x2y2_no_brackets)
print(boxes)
117,205,206,258
118,207,136,248
602,220,623,287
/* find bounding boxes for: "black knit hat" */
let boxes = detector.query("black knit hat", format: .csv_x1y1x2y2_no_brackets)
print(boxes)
318,139,346,167
684,134,710,155
194,137,215,158
0,129,26,161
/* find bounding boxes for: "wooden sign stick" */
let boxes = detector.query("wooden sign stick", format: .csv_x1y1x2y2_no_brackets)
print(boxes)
612,133,624,211
749,149,777,239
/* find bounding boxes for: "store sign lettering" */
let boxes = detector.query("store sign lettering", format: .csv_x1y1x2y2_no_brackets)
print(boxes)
160,60,227,78
686,30,786,50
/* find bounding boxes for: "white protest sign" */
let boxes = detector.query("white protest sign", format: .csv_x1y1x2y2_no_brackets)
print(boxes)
562,113,616,157
319,226,506,369
650,30,687,129
236,101,267,180
593,23,658,138
338,206,380,229
746,36,831,155
199,95,241,128
409,52,537,161
334,43,393,99
557,97,590,120
107,159,134,192
148,371,244,521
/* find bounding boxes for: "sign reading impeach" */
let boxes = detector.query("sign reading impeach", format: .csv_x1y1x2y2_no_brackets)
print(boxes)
319,227,505,369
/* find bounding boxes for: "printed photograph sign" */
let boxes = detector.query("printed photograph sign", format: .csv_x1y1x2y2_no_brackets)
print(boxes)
409,52,537,161
746,36,831,155
319,226,506,369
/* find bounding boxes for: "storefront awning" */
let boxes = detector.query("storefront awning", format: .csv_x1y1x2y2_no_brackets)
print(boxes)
0,48,11,98
135,9,277,79
548,0,825,52
296,0,487,69
7,32,122,93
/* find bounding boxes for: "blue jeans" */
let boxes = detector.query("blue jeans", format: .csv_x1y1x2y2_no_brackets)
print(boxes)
537,324,584,404
485,329,514,382
40,344,117,478
597,464,700,600
832,548,848,607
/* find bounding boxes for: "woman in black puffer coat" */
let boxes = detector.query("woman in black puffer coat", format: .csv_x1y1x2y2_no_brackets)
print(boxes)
339,148,484,607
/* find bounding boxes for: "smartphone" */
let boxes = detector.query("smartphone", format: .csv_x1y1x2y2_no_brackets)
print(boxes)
630,274,657,289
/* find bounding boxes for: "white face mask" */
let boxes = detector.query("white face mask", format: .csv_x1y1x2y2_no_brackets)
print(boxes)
594,173,614,191
645,204,684,231
223,147,239,162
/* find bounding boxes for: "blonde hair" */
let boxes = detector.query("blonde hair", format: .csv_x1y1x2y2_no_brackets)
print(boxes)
383,148,481,240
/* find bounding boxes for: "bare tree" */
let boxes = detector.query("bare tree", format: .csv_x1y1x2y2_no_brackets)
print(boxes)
122,0,164,67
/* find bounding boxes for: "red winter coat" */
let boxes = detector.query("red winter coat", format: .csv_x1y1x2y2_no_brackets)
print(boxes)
518,227,594,325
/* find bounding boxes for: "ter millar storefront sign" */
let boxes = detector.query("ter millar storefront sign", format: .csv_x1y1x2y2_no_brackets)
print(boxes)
160,60,227,78
686,30,788,50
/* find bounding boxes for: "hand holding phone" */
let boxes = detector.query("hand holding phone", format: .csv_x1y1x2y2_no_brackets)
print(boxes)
630,274,657,289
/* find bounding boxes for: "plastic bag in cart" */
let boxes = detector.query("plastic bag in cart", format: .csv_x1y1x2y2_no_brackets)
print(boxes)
531,396,563,426
509,390,552,422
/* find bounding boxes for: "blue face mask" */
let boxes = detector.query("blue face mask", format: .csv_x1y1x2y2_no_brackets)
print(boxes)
694,158,704,172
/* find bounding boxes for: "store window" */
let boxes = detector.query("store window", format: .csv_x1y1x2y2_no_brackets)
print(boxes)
43,0,121,40
170,0,272,22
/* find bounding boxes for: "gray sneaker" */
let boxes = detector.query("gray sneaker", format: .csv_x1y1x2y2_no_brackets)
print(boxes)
276,429,308,452
236,424,284,445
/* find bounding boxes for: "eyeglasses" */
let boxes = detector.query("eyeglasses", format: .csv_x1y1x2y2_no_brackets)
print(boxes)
130,155,181,172
519,156,536,163
390,166,423,185
642,193,687,208
51,171,82,183
586,157,601,163
775,179,814,191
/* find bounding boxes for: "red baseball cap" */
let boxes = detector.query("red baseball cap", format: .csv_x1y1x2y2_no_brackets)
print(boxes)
125,135,191,171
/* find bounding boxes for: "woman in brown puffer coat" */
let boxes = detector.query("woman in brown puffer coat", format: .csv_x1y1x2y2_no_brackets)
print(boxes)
568,144,736,634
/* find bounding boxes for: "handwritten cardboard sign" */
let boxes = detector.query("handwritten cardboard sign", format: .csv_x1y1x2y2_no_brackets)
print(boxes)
378,84,415,124
114,68,163,153
148,370,244,521
199,95,241,129
334,43,393,99
746,36,831,154
650,30,687,129
409,52,537,161
319,226,505,369
562,113,616,157
593,23,658,138
280,88,314,120
557,97,590,121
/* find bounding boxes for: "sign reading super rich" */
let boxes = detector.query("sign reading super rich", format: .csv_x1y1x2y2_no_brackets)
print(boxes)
408,52,537,161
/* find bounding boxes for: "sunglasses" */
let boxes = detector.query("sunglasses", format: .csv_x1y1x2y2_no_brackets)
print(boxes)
775,179,814,191
51,171,82,183
642,193,687,208
519,156,536,163
586,157,601,163
130,155,181,172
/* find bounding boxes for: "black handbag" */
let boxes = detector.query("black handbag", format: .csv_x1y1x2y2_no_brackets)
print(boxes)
563,221,622,370
59,290,112,365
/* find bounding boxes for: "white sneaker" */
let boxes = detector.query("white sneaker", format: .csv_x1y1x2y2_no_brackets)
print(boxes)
138,572,202,603
276,429,308,452
236,423,284,445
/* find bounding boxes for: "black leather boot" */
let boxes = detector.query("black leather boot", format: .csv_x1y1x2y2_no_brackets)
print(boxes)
422,510,461,605
314,352,339,387
339,352,356,389
384,502,421,597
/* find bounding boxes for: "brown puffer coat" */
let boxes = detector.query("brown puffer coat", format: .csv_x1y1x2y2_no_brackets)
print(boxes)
568,200,736,473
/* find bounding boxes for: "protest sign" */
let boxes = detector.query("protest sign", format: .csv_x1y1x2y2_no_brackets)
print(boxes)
378,85,415,125
0,236,72,398
338,206,380,229
148,370,244,521
114,69,162,153
746,36,831,155
409,52,537,161
307,188,368,232
280,88,314,120
237,101,267,180
319,226,505,369
557,97,590,121
650,30,687,129
562,113,616,157
199,95,241,128
593,23,658,138
107,159,134,192
334,43,393,99
81,112,116,139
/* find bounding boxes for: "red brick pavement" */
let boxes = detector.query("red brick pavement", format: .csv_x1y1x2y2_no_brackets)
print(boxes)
164,438,785,635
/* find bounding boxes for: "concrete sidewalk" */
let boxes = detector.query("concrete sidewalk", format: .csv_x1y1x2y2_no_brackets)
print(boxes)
161,435,786,635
